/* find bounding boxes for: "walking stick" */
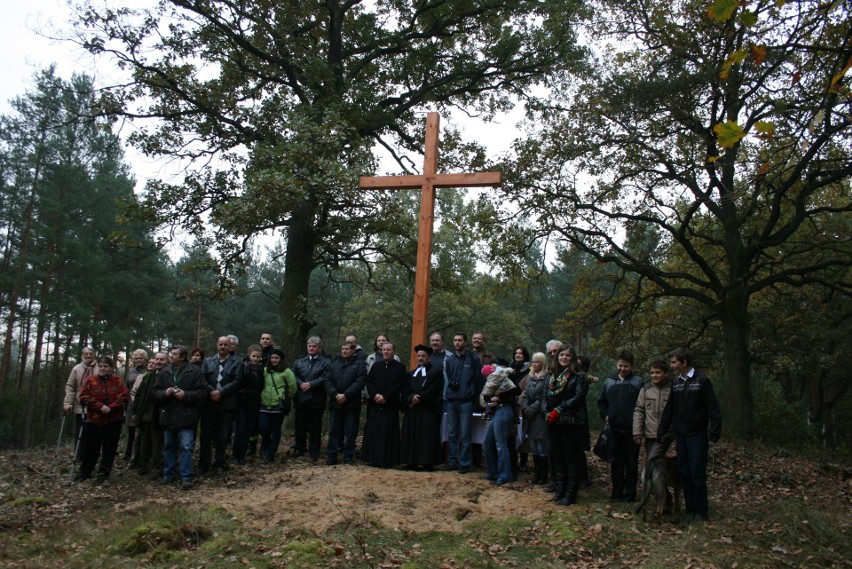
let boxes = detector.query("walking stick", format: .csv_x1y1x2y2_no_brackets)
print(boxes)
55,414,66,457
68,424,83,484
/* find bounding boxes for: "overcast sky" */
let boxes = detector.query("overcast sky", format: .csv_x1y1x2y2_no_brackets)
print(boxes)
2,0,78,111
0,1,523,187
0,0,183,188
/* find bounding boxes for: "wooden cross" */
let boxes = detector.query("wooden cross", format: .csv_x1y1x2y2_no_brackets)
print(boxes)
359,112,502,368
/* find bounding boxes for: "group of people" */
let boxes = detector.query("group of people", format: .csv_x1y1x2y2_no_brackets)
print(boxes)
62,331,722,524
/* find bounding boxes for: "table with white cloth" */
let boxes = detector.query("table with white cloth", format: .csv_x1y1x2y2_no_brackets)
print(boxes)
441,412,524,447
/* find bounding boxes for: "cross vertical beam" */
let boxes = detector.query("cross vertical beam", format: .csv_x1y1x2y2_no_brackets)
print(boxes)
360,112,502,367
412,113,439,362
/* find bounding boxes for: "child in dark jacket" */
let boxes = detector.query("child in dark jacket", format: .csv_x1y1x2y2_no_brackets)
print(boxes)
233,345,264,464
597,349,643,501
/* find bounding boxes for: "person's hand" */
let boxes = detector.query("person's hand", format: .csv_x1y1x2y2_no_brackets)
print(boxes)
210,390,222,402
167,387,175,397
588,375,599,384
336,394,347,405
633,435,642,445
100,405,111,414
411,394,421,406
174,388,185,400
547,409,560,425
63,404,72,414
374,394,386,405
300,382,311,392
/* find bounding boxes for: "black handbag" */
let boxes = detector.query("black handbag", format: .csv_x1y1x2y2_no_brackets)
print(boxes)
593,422,614,463
271,375,291,415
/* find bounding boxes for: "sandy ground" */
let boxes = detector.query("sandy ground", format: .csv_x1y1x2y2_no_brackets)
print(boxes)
173,459,566,535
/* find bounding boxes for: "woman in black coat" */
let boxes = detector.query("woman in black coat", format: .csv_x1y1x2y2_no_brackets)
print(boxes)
545,345,588,506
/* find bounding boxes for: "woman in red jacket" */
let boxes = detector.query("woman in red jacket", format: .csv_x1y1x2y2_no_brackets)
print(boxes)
76,356,129,484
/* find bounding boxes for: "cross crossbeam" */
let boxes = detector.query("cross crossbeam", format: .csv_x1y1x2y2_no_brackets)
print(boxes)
359,112,502,367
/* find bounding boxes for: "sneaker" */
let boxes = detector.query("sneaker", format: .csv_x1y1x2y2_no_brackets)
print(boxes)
72,473,91,483
458,467,470,474
94,474,107,485
180,480,193,491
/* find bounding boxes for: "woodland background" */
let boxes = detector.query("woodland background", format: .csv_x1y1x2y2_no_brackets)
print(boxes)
0,0,849,453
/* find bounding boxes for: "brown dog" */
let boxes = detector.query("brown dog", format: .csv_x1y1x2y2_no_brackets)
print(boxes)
635,456,681,523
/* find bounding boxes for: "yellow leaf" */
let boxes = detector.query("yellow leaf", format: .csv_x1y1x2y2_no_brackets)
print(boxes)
714,120,746,148
830,56,851,91
754,121,776,139
740,10,757,26
721,48,749,80
708,0,740,22
752,45,766,66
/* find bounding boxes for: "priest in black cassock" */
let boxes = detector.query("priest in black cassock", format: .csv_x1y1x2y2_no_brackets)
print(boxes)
400,344,445,471
363,341,406,468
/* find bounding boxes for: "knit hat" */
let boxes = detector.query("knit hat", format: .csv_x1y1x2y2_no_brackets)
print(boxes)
481,364,496,376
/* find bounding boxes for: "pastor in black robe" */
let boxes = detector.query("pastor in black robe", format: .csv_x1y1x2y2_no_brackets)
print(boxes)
363,357,406,467
400,362,445,469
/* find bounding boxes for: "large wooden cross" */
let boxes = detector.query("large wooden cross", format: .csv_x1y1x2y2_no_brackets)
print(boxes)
359,112,502,368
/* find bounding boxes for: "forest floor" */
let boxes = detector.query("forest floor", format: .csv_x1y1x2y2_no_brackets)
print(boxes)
1,438,850,568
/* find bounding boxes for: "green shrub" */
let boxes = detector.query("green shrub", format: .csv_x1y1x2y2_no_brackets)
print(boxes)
752,376,814,446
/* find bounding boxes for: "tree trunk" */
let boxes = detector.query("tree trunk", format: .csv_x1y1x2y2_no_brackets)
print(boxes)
16,293,36,394
22,301,50,448
278,204,319,361
718,286,754,439
0,135,46,392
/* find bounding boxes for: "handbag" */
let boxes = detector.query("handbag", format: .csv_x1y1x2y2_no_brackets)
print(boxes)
593,422,614,463
271,374,291,415
558,412,584,426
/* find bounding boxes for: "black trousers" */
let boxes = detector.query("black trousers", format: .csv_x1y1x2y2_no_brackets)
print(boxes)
199,406,236,469
294,406,324,459
80,422,122,478
610,430,640,499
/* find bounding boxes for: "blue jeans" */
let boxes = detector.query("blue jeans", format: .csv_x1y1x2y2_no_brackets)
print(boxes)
676,433,710,518
163,428,195,482
483,405,515,484
258,411,285,461
327,407,361,462
446,400,473,469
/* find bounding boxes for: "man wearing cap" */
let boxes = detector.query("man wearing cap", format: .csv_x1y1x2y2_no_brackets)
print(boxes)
325,341,367,465
400,344,445,471
292,336,331,461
